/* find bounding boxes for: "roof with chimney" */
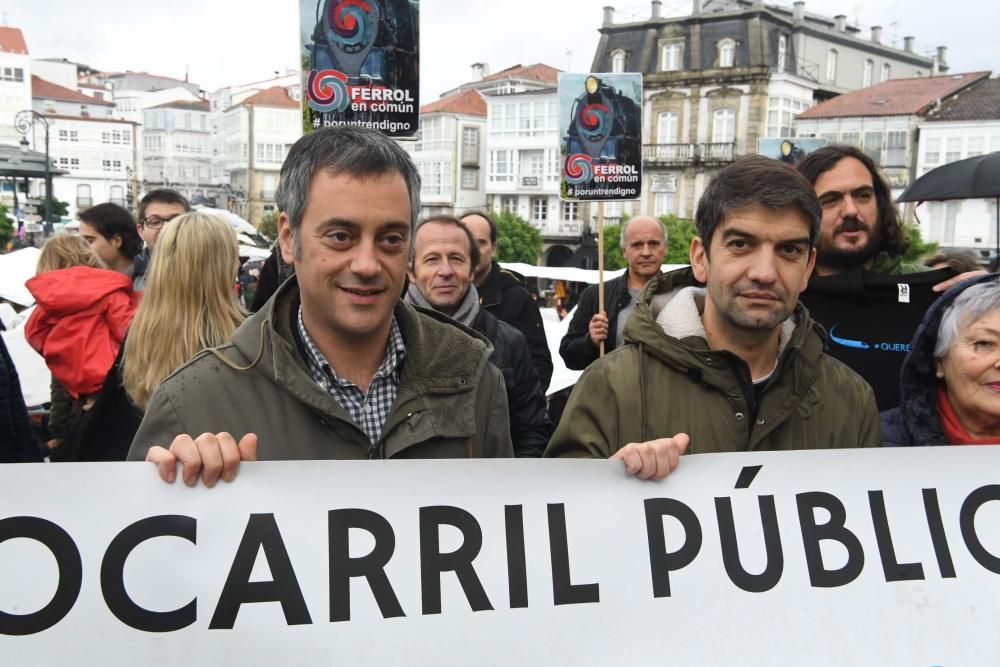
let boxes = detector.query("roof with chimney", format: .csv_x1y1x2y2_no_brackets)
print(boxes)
31,75,116,106
478,63,560,85
227,86,298,110
924,76,1000,122
420,89,486,116
0,27,28,55
797,71,990,119
148,99,211,112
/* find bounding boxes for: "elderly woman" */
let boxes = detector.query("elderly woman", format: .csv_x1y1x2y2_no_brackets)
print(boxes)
882,275,1000,445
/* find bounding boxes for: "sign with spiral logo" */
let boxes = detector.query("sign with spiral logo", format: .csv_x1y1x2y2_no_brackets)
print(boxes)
559,73,643,201
300,0,419,137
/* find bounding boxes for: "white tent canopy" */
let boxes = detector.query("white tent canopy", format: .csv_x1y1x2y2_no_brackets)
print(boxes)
0,247,41,307
500,262,687,285
192,205,258,236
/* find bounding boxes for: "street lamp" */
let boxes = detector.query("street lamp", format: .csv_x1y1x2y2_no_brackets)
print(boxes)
14,110,54,233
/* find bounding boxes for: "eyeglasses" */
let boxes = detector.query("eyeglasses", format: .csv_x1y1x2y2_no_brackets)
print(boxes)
140,214,180,229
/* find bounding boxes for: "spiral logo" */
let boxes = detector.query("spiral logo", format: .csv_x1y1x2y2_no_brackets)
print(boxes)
577,103,610,136
307,69,350,112
327,0,377,48
564,154,594,185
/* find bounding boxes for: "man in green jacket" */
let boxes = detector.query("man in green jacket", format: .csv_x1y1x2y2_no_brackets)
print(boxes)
546,157,881,464
128,126,515,485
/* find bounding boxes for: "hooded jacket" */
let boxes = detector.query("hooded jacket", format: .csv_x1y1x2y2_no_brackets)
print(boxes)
880,274,999,446
546,268,881,458
128,276,513,461
24,266,139,398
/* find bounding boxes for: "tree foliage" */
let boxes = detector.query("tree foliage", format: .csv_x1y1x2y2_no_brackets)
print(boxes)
0,204,13,249
494,209,543,264
258,211,279,240
901,223,938,264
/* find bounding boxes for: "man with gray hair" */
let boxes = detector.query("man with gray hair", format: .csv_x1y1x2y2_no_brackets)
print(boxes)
128,125,514,484
559,216,667,370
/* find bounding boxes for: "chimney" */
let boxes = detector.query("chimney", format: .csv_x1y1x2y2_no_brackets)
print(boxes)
692,0,701,17
273,70,279,79
834,15,846,32
936,46,948,70
470,62,490,80
603,5,615,26
752,0,764,8
903,36,914,52
792,1,805,23
651,0,662,18
870,26,882,44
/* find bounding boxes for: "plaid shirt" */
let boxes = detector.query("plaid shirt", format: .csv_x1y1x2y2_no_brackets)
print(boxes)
297,306,406,454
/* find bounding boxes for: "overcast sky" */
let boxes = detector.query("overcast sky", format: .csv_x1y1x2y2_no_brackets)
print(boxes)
5,0,996,104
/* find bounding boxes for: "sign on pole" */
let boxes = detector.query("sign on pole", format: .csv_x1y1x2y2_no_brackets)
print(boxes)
558,73,643,202
3,448,1000,664
757,137,828,166
300,0,420,137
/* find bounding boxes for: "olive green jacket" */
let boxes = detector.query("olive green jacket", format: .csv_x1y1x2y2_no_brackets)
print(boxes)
871,251,930,275
545,268,880,458
128,277,513,461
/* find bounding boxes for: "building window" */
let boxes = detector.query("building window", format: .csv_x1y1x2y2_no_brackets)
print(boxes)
109,185,125,206
561,201,578,221
489,150,515,183
531,197,547,221
76,184,92,209
654,192,675,217
885,130,907,166
661,42,682,71
610,50,627,73
881,63,891,83
657,112,678,143
826,49,838,83
712,109,735,143
461,126,479,163
863,59,873,87
923,138,941,166
863,131,882,166
968,136,985,157
777,34,787,71
766,97,809,137
718,39,736,68
500,196,517,214
416,116,456,151
461,167,478,190
945,137,962,163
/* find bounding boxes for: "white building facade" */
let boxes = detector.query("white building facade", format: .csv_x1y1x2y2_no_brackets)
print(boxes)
0,28,32,147
143,100,224,205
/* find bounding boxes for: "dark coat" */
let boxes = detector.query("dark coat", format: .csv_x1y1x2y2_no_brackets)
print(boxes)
880,273,999,446
478,262,552,391
472,309,552,458
559,272,631,370
0,336,41,463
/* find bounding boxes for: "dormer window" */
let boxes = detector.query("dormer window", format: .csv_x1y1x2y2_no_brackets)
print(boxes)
610,50,627,73
719,39,736,67
661,42,682,71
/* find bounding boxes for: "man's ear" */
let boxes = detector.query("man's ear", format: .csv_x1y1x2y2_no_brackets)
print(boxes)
277,213,295,264
690,236,708,283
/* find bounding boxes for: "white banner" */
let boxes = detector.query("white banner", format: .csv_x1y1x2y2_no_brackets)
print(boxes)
2,448,1000,665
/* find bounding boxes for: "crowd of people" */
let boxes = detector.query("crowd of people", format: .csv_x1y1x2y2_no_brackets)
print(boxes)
1,125,998,479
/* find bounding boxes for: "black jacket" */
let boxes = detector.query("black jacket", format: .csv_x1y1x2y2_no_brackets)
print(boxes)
0,336,41,463
478,262,552,391
880,273,998,446
559,272,631,371
473,309,552,457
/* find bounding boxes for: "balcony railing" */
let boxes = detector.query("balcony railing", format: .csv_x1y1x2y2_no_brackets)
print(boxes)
642,142,735,166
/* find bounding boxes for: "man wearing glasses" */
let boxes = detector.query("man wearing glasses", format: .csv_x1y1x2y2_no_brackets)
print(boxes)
134,188,190,290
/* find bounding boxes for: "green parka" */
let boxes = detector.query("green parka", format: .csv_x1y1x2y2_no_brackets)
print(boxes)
128,277,513,461
545,268,881,458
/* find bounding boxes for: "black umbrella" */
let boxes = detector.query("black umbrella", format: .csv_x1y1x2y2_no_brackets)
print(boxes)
897,152,1000,261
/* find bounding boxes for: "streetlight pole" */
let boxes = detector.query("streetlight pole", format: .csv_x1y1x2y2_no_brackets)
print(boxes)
14,110,54,232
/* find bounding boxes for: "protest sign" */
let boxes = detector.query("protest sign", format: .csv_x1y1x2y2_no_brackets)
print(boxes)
757,137,828,166
559,73,642,201
2,448,999,665
300,0,419,137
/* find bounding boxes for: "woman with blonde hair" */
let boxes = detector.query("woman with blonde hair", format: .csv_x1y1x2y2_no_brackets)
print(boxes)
123,211,245,409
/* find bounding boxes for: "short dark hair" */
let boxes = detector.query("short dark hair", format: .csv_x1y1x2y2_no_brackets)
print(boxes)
459,210,497,245
412,215,481,274
695,157,821,254
796,144,909,258
275,125,421,258
138,188,191,223
78,202,143,258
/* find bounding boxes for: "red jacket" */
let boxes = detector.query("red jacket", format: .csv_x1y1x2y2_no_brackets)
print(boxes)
25,266,140,398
